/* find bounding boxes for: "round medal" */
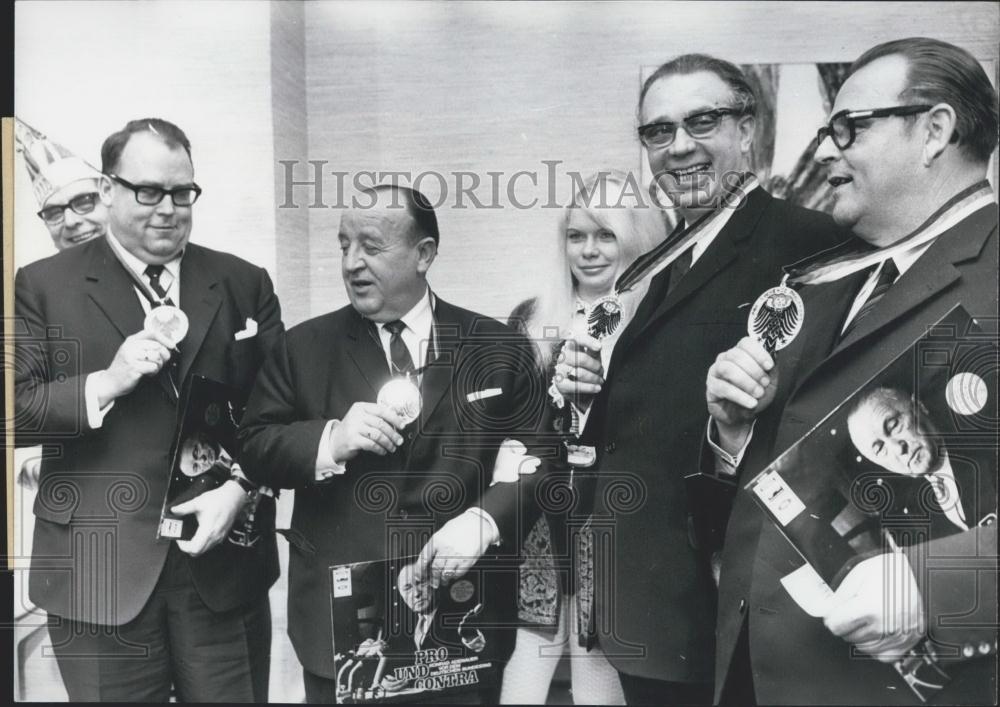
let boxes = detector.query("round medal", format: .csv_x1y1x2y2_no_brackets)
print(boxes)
144,305,189,348
587,294,624,339
377,378,422,425
748,286,804,353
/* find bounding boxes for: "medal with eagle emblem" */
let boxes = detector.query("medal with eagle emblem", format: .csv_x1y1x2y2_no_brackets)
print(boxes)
748,286,804,354
586,294,624,339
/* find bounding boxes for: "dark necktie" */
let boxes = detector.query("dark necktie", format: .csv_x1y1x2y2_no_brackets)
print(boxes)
667,247,694,294
144,264,181,395
840,259,899,340
144,264,175,305
384,320,415,375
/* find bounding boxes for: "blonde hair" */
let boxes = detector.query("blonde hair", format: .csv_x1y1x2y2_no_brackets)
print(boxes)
526,170,668,365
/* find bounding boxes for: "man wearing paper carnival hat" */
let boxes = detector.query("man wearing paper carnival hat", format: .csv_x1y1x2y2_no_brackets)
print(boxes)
15,118,108,251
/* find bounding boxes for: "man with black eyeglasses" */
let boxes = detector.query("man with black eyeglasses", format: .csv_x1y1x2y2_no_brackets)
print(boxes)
706,37,997,705
14,117,283,701
552,54,845,705
15,118,108,252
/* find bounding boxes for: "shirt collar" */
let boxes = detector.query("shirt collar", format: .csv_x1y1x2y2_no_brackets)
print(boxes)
377,287,433,338
106,229,183,280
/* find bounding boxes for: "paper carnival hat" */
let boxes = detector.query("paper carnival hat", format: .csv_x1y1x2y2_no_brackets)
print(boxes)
14,118,101,207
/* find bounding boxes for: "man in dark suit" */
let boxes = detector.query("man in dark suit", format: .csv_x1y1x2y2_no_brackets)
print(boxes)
707,37,997,705
15,118,282,702
237,184,550,703
553,54,846,705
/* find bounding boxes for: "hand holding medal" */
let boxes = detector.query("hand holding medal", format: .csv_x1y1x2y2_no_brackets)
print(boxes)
329,401,407,462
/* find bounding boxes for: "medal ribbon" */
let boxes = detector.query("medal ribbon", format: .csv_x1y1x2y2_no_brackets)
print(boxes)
615,174,760,293
366,290,440,380
784,180,994,286
104,236,181,308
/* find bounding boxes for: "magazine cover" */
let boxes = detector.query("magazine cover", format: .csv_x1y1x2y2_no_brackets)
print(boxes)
745,305,997,701
329,555,498,704
157,375,245,541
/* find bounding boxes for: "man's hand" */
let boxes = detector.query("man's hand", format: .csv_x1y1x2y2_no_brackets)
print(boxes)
554,333,604,402
18,456,42,491
92,329,175,407
417,512,497,589
824,552,925,662
330,402,406,462
706,336,778,451
172,480,249,557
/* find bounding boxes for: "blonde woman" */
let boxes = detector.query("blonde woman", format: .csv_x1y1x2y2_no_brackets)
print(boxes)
502,170,667,704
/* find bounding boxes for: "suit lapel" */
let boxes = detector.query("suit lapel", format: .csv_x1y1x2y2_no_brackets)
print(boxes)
419,299,463,424
345,310,391,395
84,238,147,341
625,188,773,347
84,238,175,400
805,207,996,376
177,246,223,385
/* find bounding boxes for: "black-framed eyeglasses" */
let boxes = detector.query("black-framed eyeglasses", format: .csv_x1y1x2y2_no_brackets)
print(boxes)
37,192,100,224
108,174,202,206
816,105,933,150
637,108,744,149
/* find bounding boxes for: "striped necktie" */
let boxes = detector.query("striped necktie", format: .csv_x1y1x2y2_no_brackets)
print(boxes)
840,259,899,340
384,320,415,375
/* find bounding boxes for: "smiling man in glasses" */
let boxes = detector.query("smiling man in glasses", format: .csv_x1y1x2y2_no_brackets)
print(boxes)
14,117,284,701
16,119,108,251
552,54,845,705
706,37,998,705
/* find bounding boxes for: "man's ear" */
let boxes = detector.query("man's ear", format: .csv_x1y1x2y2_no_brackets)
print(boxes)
415,237,438,274
922,102,958,165
99,174,114,206
738,114,756,155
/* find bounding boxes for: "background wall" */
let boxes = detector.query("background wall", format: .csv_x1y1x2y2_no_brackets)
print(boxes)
13,1,999,327
10,0,999,702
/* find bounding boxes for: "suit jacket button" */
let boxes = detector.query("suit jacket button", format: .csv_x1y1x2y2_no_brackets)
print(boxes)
407,431,415,440
605,442,616,454
979,642,991,655
738,599,747,613
962,644,975,658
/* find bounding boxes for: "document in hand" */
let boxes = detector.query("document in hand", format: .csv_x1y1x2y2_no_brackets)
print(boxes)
157,375,273,545
745,305,997,702
329,555,498,704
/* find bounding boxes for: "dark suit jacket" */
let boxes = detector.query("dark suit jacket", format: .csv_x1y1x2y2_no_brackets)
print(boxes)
237,297,554,678
15,237,283,626
579,188,846,683
715,205,998,705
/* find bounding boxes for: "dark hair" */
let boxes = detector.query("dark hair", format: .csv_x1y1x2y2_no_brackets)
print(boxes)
851,37,999,163
101,118,192,174
639,53,757,118
362,184,440,244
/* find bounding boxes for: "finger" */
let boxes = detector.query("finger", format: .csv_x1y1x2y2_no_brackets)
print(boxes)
823,607,867,638
706,376,760,410
361,427,398,455
721,347,771,387
563,348,603,373
564,381,604,396
841,621,882,644
736,336,775,372
366,412,406,444
171,498,200,516
175,533,208,557
570,332,603,353
712,360,767,400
